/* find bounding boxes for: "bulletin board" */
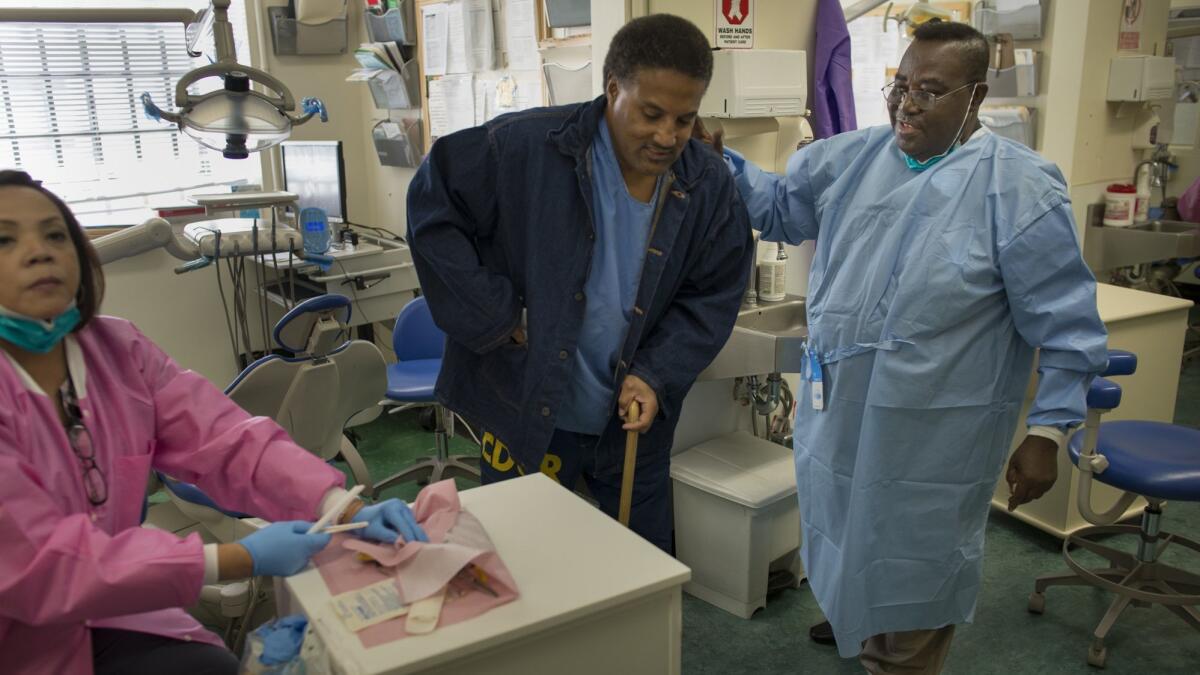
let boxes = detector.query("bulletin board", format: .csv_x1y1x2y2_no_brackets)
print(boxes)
412,0,592,152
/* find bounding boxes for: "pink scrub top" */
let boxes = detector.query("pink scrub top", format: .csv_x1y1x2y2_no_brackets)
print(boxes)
0,316,345,674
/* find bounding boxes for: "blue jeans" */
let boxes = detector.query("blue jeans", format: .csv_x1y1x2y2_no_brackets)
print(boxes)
479,428,673,553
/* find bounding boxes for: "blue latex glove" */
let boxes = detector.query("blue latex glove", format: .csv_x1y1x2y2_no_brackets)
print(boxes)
350,499,428,544
255,615,309,666
239,521,331,577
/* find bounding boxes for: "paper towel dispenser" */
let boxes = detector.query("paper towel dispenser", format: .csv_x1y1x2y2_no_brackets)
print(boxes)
1106,56,1177,102
700,49,807,118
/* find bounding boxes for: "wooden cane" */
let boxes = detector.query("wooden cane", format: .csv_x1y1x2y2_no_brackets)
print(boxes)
618,400,641,527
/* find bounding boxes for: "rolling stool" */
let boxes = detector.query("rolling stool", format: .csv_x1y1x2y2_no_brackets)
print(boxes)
374,296,480,492
1027,349,1200,668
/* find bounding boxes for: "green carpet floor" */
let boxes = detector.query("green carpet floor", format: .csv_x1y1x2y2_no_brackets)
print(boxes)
334,355,1200,674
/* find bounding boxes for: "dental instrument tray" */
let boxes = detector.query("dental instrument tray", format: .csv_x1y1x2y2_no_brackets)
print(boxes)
255,234,420,327
183,218,304,257
189,191,298,212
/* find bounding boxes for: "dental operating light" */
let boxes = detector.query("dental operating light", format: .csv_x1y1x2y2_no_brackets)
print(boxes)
141,0,328,159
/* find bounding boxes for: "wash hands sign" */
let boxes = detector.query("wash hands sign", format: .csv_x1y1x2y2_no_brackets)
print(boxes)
1118,0,1143,51
716,0,754,49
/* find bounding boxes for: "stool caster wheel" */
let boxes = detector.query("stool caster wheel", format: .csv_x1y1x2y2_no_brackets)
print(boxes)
1088,644,1108,669
1027,592,1045,615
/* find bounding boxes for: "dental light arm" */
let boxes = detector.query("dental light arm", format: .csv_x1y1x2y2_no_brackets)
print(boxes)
93,218,194,266
93,213,306,275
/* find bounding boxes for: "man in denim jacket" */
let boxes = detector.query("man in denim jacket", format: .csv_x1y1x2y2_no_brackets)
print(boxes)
407,14,753,550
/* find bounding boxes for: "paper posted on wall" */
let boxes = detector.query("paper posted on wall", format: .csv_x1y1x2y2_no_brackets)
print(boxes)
428,74,475,138
505,0,539,71
422,3,449,76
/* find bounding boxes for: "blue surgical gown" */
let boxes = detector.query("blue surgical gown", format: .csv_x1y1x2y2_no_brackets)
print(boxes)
728,126,1108,656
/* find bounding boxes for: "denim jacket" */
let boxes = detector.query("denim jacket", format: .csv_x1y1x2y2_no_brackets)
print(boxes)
407,96,753,476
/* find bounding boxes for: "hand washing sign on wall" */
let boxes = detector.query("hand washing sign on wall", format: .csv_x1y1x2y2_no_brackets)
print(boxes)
716,0,754,49
1118,0,1144,51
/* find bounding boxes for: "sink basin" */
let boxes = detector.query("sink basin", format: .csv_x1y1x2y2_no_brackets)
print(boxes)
1083,220,1200,272
698,295,808,380
735,300,808,336
1128,220,1200,234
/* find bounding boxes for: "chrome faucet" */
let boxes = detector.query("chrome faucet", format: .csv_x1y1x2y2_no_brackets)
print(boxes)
1133,144,1171,191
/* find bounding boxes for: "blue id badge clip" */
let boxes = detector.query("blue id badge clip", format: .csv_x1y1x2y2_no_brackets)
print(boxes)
806,345,824,411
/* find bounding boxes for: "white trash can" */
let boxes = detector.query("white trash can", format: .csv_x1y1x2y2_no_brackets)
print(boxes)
671,431,803,618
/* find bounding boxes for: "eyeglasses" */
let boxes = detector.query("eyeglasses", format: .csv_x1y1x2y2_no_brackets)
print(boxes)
882,81,979,111
62,381,106,506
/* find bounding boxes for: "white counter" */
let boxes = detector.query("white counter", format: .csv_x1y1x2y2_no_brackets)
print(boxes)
280,473,691,675
992,283,1194,537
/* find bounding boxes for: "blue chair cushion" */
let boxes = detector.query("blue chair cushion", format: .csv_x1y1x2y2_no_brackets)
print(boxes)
392,296,445,362
385,358,440,402
158,473,251,519
1087,377,1123,410
273,294,352,353
1103,350,1137,377
1068,421,1200,501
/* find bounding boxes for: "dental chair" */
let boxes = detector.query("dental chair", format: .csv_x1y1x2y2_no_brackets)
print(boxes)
372,296,480,494
157,294,387,648
1027,349,1200,668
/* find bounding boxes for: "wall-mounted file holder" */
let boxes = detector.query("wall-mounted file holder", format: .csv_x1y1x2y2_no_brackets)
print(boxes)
268,5,349,55
373,118,423,167
545,0,590,28
985,58,1038,97
973,1,1044,40
980,105,1037,149
543,61,592,105
364,1,416,45
349,60,419,109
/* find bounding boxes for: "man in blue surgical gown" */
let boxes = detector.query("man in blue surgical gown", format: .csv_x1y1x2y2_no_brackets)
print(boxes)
701,21,1108,672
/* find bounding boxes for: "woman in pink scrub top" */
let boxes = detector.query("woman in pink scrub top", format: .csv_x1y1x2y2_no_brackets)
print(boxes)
0,171,425,675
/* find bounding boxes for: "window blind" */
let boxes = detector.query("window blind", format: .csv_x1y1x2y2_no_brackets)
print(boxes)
0,6,260,226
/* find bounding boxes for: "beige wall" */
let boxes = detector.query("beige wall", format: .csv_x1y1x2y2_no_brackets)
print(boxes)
1069,1,1169,187
101,249,246,384
1038,0,1175,233
246,0,415,237
639,0,819,298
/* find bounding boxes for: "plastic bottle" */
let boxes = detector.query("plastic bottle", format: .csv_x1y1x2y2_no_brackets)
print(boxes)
757,258,787,302
1103,184,1136,227
1134,168,1151,224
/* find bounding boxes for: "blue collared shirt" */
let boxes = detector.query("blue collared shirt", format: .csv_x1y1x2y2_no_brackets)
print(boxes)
556,119,659,434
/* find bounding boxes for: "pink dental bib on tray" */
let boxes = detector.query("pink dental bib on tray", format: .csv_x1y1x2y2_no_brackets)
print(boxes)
311,479,519,647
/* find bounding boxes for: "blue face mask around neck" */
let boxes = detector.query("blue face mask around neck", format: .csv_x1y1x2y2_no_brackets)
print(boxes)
904,141,960,171
0,305,81,354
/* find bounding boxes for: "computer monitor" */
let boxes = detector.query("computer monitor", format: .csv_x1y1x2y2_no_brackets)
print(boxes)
280,140,348,223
